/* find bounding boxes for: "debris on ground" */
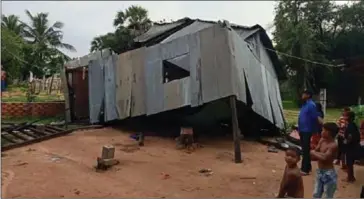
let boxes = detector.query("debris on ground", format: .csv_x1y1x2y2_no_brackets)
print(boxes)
120,145,140,153
2,128,362,198
199,168,213,176
50,155,62,162
239,176,256,180
267,146,278,153
130,132,145,146
161,173,170,180
50,121,65,126
26,148,36,152
73,189,81,195
13,161,28,167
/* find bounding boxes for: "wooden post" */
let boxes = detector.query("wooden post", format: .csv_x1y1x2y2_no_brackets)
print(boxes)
60,65,71,123
138,132,144,146
230,95,242,163
319,88,327,116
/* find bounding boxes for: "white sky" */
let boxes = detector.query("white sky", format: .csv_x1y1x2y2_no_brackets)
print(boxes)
1,1,350,58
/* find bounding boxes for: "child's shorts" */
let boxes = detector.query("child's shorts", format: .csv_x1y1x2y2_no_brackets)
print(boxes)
313,168,337,198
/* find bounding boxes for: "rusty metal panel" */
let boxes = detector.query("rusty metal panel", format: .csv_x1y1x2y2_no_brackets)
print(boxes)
115,51,132,119
72,68,89,120
130,47,147,117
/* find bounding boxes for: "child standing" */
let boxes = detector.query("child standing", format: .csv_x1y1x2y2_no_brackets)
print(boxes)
310,122,339,198
335,107,350,168
343,111,360,182
277,146,304,198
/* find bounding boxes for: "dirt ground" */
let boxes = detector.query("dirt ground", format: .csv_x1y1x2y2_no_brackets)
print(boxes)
1,127,363,198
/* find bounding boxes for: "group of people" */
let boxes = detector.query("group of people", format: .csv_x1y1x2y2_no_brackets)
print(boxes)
277,90,362,198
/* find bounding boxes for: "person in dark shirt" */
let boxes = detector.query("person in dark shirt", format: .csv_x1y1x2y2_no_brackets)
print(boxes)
343,111,360,182
298,90,321,175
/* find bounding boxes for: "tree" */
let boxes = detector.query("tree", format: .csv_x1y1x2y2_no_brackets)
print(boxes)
113,5,152,36
90,5,152,53
1,28,27,82
273,0,331,101
20,10,76,78
274,0,364,106
1,14,24,35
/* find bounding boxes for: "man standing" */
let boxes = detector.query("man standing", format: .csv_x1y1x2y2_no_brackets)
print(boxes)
298,90,320,175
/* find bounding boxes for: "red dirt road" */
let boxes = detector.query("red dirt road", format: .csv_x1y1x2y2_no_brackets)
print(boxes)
2,127,363,198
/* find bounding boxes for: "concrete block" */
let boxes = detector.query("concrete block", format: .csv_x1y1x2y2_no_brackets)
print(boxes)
101,145,115,159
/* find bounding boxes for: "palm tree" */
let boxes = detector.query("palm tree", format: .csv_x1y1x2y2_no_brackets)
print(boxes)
90,36,104,53
113,5,152,36
21,10,76,52
1,14,24,35
20,10,75,78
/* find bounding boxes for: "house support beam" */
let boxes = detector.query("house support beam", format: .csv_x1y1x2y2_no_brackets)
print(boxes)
230,95,242,163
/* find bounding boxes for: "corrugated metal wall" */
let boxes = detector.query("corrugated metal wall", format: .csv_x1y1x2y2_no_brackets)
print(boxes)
85,23,285,129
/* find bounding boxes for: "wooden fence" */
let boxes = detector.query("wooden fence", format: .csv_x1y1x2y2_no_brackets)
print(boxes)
29,75,63,94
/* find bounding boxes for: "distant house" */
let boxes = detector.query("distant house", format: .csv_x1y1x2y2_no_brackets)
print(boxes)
63,18,286,131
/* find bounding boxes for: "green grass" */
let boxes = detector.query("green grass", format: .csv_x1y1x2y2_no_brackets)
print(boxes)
2,116,65,125
2,85,64,102
1,95,62,102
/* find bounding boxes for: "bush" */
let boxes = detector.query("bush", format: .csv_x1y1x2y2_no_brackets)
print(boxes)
350,105,364,125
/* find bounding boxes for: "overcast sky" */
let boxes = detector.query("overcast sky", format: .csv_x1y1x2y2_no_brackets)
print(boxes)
2,1,349,58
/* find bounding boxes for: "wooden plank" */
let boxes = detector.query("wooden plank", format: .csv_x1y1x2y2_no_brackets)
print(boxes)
1,125,104,151
115,51,133,119
7,131,30,141
230,95,242,163
44,127,60,134
46,125,65,132
28,127,48,136
19,129,40,138
2,129,72,151
1,134,17,143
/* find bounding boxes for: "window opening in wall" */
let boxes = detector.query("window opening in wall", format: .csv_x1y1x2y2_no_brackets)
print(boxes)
162,59,190,83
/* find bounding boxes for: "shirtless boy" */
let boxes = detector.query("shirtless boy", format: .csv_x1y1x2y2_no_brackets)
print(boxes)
310,122,339,198
277,146,304,198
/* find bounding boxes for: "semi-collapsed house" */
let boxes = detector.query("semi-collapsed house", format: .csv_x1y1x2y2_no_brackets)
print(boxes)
62,18,286,131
